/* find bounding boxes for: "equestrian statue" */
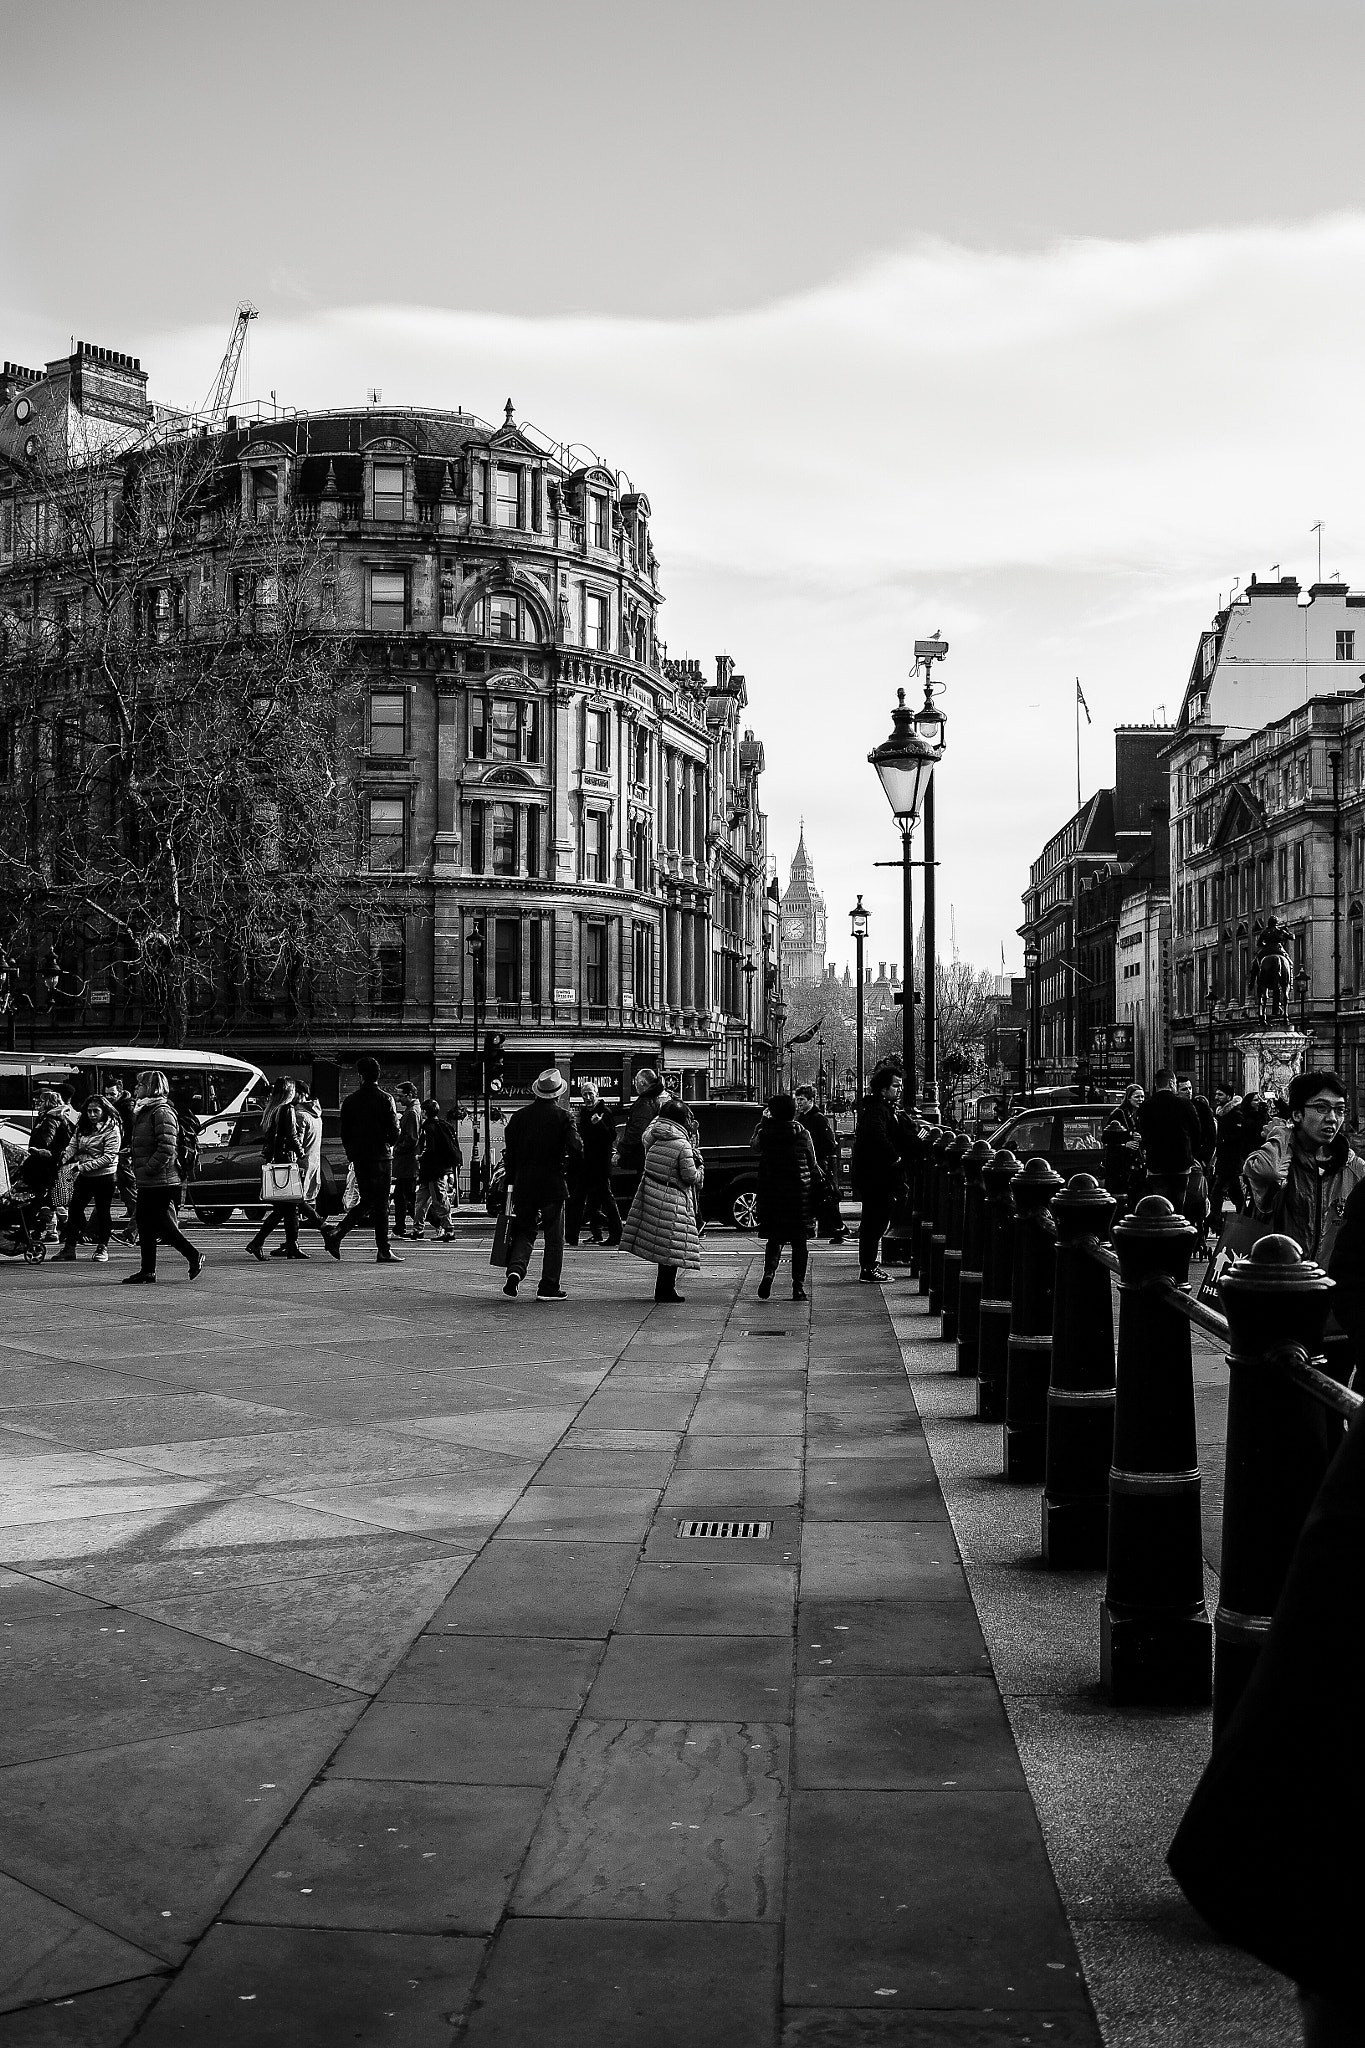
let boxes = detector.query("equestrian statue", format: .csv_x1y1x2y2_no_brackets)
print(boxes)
1249,917,1293,1024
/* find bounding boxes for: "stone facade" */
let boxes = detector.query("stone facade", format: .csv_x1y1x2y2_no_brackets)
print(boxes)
0,351,777,1105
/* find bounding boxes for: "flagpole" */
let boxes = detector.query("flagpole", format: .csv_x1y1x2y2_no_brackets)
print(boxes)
1075,679,1081,812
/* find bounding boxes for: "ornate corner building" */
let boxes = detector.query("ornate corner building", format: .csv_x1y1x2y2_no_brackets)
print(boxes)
0,347,777,1106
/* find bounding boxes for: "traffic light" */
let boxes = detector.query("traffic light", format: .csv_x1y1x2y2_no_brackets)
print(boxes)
483,1033,506,1094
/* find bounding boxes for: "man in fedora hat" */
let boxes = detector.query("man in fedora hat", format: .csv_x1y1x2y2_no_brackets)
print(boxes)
501,1068,583,1300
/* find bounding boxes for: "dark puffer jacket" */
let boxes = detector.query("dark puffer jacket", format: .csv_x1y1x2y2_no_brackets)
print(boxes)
752,1117,818,1240
130,1098,180,1187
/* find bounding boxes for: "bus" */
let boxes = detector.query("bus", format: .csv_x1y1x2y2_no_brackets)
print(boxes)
0,1047,267,1135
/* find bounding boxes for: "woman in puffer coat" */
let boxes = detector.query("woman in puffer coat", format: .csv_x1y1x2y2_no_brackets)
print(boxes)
125,1070,203,1284
619,1099,702,1304
751,1093,819,1301
53,1097,122,1262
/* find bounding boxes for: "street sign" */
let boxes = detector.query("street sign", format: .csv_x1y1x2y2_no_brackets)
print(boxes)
553,987,576,1004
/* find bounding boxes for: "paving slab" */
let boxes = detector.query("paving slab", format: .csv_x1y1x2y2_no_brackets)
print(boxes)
0,1570,104,1622
0,1871,160,2015
784,1788,1090,2011
586,1634,793,1720
673,1431,803,1471
223,1778,544,1934
497,1484,662,1543
428,1540,638,1638
0,1708,360,1960
780,2011,1101,2046
326,1701,576,1785
662,1466,803,1507
533,1447,680,1487
793,1677,1021,1791
128,1926,484,2048
803,1458,949,1521
798,1523,966,1602
0,1607,360,1765
41,1527,467,1607
512,1719,788,1920
0,1976,166,2047
0,1393,304,1453
461,1919,782,2048
378,1634,604,1709
615,1560,798,1637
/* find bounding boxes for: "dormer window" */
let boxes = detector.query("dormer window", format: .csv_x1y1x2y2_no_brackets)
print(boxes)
252,469,278,523
590,491,610,549
495,467,520,529
373,463,405,522
472,592,539,644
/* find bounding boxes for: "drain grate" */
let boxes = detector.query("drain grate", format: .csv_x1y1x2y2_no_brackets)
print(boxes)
744,1329,787,1338
676,1519,772,1540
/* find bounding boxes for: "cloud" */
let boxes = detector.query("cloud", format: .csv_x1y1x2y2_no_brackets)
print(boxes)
135,216,1365,970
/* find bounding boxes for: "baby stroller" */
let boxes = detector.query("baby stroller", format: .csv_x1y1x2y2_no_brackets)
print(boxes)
0,1184,48,1262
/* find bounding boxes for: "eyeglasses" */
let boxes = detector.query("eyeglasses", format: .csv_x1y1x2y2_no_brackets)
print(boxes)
1303,1100,1345,1117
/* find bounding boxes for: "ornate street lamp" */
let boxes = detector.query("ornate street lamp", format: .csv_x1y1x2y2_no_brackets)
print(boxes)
869,643,947,1112
466,921,485,1198
1023,938,1040,1095
850,894,869,1107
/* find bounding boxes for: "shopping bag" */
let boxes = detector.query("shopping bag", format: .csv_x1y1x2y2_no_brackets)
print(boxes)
260,1162,305,1203
1197,1211,1274,1306
489,1204,511,1268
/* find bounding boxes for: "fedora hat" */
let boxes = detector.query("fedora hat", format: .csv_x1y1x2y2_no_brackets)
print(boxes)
532,1068,566,1100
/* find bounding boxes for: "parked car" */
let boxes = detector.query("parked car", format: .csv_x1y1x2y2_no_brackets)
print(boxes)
188,1109,348,1225
988,1102,1110,1183
610,1099,765,1230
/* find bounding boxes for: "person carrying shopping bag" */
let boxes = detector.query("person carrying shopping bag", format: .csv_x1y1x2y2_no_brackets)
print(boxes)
412,1099,461,1240
247,1079,311,1260
619,1094,702,1304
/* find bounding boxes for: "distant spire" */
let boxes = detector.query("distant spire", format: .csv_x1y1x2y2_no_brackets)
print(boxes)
504,398,515,425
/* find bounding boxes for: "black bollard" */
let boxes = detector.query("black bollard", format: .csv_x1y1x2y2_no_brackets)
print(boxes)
1043,1173,1117,1568
1004,1157,1064,1481
955,1140,993,1378
919,1130,945,1294
1214,1235,1335,1740
976,1150,1020,1422
906,1120,927,1279
928,1133,954,1317
940,1134,972,1344
1101,1195,1211,1708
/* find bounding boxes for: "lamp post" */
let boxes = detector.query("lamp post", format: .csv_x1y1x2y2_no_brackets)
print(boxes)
868,643,947,1113
466,921,485,1200
1023,938,1040,1096
850,893,869,1107
1330,748,1343,1071
742,953,757,1099
817,1034,826,1108
770,989,787,1102
1295,965,1310,1037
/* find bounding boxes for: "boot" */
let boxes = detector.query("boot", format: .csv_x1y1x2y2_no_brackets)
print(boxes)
757,1267,776,1301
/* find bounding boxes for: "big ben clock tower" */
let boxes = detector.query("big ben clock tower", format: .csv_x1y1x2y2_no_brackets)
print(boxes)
779,823,827,985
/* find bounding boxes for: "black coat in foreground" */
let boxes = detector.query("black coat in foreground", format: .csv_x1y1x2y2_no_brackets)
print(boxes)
503,1098,582,1211
1167,1406,1365,2004
752,1118,818,1240
851,1096,902,1201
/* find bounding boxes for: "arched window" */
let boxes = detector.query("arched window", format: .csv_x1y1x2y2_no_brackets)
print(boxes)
476,592,540,643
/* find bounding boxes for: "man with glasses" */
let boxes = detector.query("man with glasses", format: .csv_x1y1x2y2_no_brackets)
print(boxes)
1243,1070,1365,1273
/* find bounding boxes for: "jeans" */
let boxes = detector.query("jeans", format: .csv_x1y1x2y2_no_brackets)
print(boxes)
333,1160,393,1252
859,1193,892,1273
568,1174,622,1244
64,1173,114,1249
764,1235,809,1289
393,1175,417,1231
508,1202,565,1293
251,1203,303,1250
1144,1170,1190,1208
136,1186,198,1274
414,1178,453,1232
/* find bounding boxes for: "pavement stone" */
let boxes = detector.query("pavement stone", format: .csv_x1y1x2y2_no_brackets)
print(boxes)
0,1872,159,2016
0,1234,1272,2042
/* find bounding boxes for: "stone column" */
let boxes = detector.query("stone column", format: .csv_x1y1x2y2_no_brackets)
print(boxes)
681,909,696,1019
667,903,681,1012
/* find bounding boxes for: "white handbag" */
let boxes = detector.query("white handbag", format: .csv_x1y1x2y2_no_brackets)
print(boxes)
260,1162,305,1203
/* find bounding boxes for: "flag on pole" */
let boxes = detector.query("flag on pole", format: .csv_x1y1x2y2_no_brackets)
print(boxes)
1076,679,1092,725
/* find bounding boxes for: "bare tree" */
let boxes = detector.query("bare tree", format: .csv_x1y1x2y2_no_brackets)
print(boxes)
0,409,365,1045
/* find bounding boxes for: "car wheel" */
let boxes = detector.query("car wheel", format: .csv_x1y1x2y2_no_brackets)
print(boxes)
242,1206,269,1222
192,1207,232,1226
24,1241,46,1263
730,1187,760,1232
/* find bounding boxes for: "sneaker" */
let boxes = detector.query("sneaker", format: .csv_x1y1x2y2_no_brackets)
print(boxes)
756,1273,774,1301
282,1247,309,1260
503,1273,520,1296
376,1250,404,1264
122,1271,156,1284
189,1252,206,1281
859,1266,890,1283
246,1241,266,1262
793,1287,809,1301
393,1226,407,1238
322,1230,342,1262
536,1289,568,1301
52,1247,77,1263
441,1230,456,1242
93,1246,109,1264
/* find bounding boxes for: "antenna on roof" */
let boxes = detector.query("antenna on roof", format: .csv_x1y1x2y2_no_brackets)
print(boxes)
367,387,382,405
1311,522,1324,582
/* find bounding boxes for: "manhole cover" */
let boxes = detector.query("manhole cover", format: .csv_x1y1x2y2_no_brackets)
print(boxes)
676,1519,772,1540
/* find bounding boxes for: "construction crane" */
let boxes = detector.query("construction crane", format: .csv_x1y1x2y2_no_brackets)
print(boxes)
199,300,257,421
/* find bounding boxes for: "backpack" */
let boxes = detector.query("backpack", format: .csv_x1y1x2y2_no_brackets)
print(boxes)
175,1112,200,1183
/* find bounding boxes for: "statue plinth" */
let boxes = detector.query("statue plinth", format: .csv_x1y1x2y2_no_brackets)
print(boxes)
1232,1026,1309,1102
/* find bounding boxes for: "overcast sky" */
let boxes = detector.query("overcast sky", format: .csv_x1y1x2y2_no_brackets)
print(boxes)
6,0,1365,975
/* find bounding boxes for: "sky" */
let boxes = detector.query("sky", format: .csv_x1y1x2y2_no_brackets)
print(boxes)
7,0,1365,977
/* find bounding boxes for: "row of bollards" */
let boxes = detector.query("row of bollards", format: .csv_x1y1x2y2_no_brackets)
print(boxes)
893,1130,1355,1722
